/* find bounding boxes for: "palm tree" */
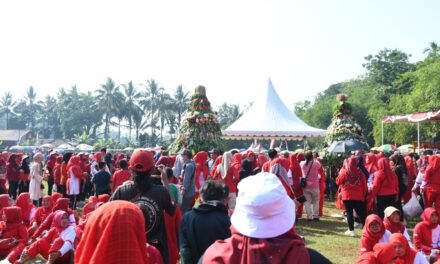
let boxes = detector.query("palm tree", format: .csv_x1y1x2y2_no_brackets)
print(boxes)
173,85,189,125
218,103,243,129
0,92,16,129
122,81,143,142
140,79,163,139
96,77,123,139
132,109,146,142
23,86,41,130
423,42,439,54
156,92,174,141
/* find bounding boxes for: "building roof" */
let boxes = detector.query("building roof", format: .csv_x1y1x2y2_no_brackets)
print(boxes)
0,130,31,141
222,79,326,140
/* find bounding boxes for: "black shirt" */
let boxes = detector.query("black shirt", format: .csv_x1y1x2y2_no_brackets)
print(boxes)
92,171,111,195
110,181,174,263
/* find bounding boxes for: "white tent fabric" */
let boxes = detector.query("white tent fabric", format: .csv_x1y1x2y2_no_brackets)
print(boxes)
222,79,326,140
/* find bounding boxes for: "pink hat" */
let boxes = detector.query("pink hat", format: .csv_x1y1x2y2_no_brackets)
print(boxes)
231,172,296,239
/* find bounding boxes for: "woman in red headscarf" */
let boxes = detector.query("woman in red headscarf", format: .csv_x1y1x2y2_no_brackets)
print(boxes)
0,207,28,262
403,155,417,203
53,156,63,196
15,192,36,227
231,153,243,183
19,210,77,264
32,198,76,240
45,153,58,196
270,158,295,200
28,195,53,236
67,156,84,210
51,192,63,204
423,156,440,214
371,158,399,219
356,243,396,264
254,153,267,174
81,196,98,221
0,152,7,194
216,152,237,210
210,156,222,180
336,156,367,237
383,206,412,245
246,151,257,171
359,214,391,255
389,233,427,264
413,207,440,255
75,201,163,264
290,153,304,218
193,151,209,193
6,154,20,200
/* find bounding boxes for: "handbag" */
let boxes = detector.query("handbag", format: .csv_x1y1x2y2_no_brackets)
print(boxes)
299,161,313,188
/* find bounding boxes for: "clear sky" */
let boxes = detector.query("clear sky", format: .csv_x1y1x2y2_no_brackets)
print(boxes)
0,0,439,109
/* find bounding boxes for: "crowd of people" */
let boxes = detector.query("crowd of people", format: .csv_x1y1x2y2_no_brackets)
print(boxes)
0,145,438,263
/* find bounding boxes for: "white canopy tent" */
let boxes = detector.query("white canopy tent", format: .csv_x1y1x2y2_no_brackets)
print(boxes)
222,79,326,140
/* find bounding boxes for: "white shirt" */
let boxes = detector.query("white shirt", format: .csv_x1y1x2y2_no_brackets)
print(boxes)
379,230,392,243
431,225,440,248
58,225,76,256
414,252,429,264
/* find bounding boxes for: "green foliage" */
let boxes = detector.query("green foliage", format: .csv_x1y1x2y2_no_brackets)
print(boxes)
169,87,223,154
297,45,440,147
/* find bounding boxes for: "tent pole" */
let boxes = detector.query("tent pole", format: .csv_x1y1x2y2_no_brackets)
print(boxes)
381,121,384,146
417,122,420,154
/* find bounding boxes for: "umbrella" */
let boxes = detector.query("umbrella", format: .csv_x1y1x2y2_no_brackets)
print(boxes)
76,144,94,152
123,147,134,152
327,140,369,153
39,144,54,149
397,144,414,153
57,144,75,151
9,146,36,153
378,144,397,152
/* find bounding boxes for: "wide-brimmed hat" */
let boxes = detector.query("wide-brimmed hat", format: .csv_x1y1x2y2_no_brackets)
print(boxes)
384,206,400,219
231,172,296,239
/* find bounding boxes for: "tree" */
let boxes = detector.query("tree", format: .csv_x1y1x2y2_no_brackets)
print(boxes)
363,49,415,102
38,95,62,138
218,103,243,129
122,81,143,142
96,78,123,139
140,79,163,140
156,91,174,141
173,85,190,125
0,92,16,129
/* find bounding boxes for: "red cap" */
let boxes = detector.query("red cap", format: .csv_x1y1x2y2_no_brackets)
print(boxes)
129,150,154,172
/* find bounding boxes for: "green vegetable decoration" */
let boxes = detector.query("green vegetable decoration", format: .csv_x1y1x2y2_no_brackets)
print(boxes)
169,85,223,154
325,94,367,146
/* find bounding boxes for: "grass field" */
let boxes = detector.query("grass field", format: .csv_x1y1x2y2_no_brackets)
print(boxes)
295,201,420,264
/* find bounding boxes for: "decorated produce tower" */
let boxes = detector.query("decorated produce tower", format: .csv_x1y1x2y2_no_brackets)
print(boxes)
169,86,222,153
325,94,367,146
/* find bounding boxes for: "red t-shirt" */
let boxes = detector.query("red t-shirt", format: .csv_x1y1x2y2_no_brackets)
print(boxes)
111,169,131,192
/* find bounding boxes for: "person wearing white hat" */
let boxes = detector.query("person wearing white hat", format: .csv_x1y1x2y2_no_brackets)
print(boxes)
201,172,331,264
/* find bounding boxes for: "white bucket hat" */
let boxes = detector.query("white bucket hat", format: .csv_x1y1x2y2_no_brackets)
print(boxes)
231,172,296,239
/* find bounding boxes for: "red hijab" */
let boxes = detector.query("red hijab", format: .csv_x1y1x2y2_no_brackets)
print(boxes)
389,233,417,264
46,154,57,170
2,206,24,231
15,192,35,221
203,226,310,264
93,152,103,162
52,192,63,203
52,210,69,233
343,156,362,185
67,156,84,180
53,198,71,213
257,154,267,168
75,201,150,264
383,209,405,234
0,194,11,214
246,151,257,170
98,194,110,203
194,151,209,190
289,154,303,178
210,156,223,178
361,215,386,251
425,155,440,180
41,195,54,214
231,153,243,169
82,196,99,219
421,207,438,229
357,243,396,264
377,158,398,187
366,153,379,175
